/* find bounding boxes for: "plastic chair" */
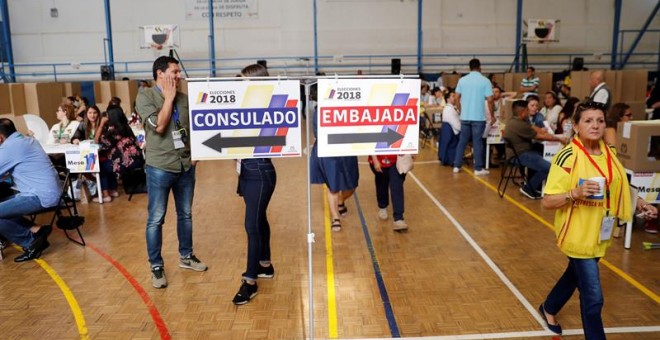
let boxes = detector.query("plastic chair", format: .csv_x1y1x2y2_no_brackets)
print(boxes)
497,138,527,198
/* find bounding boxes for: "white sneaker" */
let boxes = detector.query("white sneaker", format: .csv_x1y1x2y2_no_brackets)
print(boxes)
378,208,388,220
393,219,408,231
453,167,460,173
474,169,490,176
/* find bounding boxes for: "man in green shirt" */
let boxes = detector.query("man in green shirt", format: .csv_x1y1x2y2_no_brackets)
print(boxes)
136,56,207,289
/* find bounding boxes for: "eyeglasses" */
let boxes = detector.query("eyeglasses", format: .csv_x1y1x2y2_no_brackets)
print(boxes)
623,113,633,117
577,101,608,112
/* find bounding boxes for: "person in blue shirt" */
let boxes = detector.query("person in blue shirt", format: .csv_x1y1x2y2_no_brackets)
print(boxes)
0,118,61,262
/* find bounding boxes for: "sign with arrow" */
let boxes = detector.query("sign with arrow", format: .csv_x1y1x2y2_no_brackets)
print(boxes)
187,80,302,160
316,78,420,157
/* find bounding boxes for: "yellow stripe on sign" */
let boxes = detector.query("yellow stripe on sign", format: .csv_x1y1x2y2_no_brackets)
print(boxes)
33,257,91,340
367,84,398,106
241,85,274,108
323,186,339,338
466,168,660,304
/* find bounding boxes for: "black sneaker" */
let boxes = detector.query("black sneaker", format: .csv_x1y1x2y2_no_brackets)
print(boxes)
232,280,258,305
257,264,275,278
520,186,540,200
151,266,168,289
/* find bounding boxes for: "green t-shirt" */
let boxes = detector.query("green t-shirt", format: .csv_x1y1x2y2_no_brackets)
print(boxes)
136,87,192,173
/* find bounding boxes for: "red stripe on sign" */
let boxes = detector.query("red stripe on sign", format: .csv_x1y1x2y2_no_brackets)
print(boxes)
285,99,298,108
319,106,418,127
390,125,409,148
406,98,418,106
271,128,289,152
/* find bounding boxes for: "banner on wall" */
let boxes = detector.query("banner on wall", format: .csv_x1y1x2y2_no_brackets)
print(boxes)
316,78,420,157
64,142,100,173
185,0,258,20
187,80,302,160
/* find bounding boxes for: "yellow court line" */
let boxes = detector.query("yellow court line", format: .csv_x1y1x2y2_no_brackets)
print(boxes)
463,168,660,304
10,245,90,339
323,187,339,338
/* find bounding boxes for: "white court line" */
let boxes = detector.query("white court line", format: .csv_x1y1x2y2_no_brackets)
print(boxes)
408,172,548,330
408,171,660,339
334,325,660,340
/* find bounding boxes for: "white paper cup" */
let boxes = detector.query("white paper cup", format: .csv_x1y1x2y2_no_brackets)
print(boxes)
579,177,605,199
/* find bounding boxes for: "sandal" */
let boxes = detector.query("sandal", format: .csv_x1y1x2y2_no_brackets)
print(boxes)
338,204,348,216
331,219,342,232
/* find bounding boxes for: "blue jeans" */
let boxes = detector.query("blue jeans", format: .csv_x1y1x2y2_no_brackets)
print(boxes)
369,164,406,221
453,121,486,170
543,257,605,340
518,151,550,192
145,165,196,268
0,194,47,248
238,159,276,281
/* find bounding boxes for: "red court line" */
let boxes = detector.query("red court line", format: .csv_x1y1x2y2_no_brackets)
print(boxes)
87,244,171,340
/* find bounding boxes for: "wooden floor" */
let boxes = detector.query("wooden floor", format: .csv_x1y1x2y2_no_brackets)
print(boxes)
1,143,658,340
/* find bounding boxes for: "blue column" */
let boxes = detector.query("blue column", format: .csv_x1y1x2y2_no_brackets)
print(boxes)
610,0,622,69
619,0,660,69
103,0,114,78
208,0,216,77
313,0,319,74
514,0,523,72
0,0,15,82
417,0,423,74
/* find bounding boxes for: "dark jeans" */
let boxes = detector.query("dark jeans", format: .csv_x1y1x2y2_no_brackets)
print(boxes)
145,165,196,268
239,159,276,281
438,123,460,166
543,257,605,340
454,120,486,170
369,164,406,221
518,150,550,192
100,159,118,192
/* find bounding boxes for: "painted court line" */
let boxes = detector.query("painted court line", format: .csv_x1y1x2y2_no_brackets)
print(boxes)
352,192,401,338
408,173,549,331
87,244,171,340
334,325,660,340
10,244,92,340
323,187,339,338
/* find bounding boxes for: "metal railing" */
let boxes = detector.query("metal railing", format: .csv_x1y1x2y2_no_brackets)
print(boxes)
2,51,657,83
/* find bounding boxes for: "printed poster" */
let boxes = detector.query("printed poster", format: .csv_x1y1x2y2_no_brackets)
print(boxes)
64,141,99,173
188,80,302,160
316,78,420,157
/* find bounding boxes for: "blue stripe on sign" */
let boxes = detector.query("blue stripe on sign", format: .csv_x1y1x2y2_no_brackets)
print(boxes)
353,192,401,338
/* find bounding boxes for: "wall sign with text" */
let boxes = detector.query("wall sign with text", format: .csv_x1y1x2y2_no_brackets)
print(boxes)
316,78,420,157
188,80,302,160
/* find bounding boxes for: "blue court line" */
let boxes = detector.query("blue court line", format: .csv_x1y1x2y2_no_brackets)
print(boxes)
353,192,401,338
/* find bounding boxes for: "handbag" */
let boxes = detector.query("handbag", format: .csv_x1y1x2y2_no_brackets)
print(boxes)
396,154,414,174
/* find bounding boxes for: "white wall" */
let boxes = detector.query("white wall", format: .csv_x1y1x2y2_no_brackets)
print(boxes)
5,0,659,79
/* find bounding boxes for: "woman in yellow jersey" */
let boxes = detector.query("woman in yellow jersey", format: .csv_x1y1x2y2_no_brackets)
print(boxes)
538,101,657,339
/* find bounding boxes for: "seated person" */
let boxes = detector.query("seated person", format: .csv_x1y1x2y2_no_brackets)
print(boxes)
604,102,633,146
526,95,545,128
0,118,61,262
71,105,102,144
47,103,80,145
438,90,461,166
540,91,562,132
504,100,565,199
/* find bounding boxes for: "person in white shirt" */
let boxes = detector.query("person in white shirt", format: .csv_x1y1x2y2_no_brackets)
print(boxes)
540,91,562,132
438,90,461,166
588,70,611,111
46,104,80,145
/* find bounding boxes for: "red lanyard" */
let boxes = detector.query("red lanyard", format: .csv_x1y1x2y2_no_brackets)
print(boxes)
572,138,613,211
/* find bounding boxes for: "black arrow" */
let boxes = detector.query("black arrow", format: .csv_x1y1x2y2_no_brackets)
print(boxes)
327,129,404,145
202,133,286,152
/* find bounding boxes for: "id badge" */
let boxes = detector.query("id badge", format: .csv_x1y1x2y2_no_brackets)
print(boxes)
599,216,616,242
172,130,185,149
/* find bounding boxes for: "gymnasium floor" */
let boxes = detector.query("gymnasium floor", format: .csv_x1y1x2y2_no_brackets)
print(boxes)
0,142,658,340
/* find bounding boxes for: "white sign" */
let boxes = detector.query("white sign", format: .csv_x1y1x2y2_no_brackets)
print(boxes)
185,0,258,20
542,141,563,162
187,80,302,160
140,24,179,49
64,141,100,173
316,78,420,157
524,19,559,43
626,170,660,204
